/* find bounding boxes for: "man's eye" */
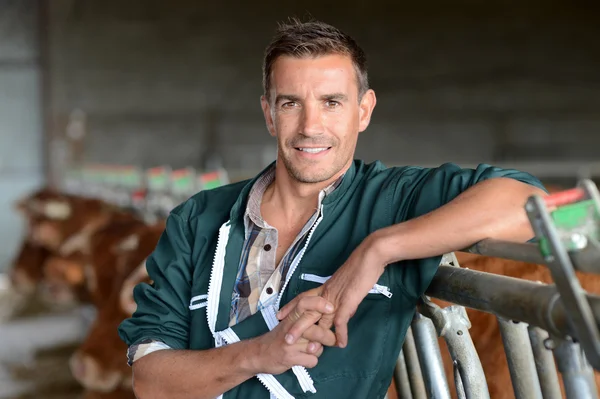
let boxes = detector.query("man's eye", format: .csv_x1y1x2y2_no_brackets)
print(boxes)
282,102,297,108
326,101,340,108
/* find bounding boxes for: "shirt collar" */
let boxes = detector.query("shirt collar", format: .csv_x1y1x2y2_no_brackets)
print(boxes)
243,164,343,231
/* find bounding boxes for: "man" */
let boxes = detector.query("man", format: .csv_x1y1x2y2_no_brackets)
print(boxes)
118,19,547,399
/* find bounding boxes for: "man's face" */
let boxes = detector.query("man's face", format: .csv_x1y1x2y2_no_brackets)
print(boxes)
261,54,376,184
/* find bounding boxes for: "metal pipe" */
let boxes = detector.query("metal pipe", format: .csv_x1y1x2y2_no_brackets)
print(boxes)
402,326,427,399
411,313,451,399
453,361,467,399
426,265,600,342
418,299,489,399
394,349,413,399
527,326,562,399
553,338,599,399
464,239,545,264
497,317,543,399
462,238,600,274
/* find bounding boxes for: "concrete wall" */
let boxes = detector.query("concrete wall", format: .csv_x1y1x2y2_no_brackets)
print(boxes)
45,0,600,179
0,0,44,272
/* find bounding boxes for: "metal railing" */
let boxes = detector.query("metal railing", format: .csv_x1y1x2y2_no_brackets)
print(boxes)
393,180,600,398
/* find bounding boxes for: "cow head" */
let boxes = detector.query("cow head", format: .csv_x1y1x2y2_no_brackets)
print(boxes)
13,187,67,217
29,197,112,252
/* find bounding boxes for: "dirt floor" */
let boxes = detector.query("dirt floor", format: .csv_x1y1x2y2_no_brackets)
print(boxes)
0,289,86,399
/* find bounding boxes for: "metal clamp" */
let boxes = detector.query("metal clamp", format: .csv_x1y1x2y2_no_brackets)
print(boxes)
525,179,600,370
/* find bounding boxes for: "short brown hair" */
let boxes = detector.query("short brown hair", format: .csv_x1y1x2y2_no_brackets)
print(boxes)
262,18,369,102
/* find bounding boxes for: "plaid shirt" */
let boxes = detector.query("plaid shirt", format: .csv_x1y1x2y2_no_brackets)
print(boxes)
127,165,341,365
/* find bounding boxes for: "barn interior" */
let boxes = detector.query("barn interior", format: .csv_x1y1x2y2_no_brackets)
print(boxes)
1,1,600,398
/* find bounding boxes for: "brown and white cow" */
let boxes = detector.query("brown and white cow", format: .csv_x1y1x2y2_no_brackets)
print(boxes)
39,208,147,308
69,221,164,393
8,186,70,294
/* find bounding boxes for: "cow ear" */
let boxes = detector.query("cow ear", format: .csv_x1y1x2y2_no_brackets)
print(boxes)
44,201,72,220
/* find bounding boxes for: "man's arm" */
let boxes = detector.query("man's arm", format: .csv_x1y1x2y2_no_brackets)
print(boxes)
118,207,336,398
131,340,260,399
279,170,548,347
373,177,546,265
130,296,336,399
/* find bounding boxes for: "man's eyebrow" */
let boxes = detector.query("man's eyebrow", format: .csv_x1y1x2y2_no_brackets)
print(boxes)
275,94,301,104
321,93,348,101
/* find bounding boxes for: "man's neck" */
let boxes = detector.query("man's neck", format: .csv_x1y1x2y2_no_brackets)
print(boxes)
261,160,348,224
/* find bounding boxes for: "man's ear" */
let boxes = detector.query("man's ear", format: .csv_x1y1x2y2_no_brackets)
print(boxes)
261,95,276,137
358,89,377,133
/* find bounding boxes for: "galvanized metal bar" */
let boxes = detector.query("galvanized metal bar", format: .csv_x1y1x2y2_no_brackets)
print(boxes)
402,326,427,399
462,238,600,274
411,313,451,399
426,265,600,343
394,349,413,399
464,239,545,264
497,317,543,399
526,189,600,370
453,361,467,399
553,337,599,399
527,326,562,399
419,300,490,399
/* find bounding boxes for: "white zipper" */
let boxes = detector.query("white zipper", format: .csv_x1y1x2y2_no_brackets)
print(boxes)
256,373,295,399
209,212,330,398
275,204,325,310
299,273,393,298
206,222,231,339
372,283,393,298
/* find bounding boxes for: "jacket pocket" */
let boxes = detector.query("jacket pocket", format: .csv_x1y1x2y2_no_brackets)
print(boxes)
292,268,395,394
299,273,393,298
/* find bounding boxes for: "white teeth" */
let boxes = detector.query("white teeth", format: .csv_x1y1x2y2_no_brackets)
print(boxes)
299,148,328,153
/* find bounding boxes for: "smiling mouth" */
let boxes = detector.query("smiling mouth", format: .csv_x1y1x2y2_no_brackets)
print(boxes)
295,147,331,154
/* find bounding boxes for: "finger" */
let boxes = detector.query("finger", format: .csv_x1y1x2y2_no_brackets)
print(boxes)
334,315,350,348
306,341,322,355
288,308,303,323
277,296,301,320
277,287,323,320
290,353,319,369
292,338,320,353
295,295,334,316
318,312,335,332
285,310,324,345
302,324,337,347
313,343,324,357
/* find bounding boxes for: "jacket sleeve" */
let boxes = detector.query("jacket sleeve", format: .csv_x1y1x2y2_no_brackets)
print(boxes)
118,211,194,350
390,162,547,299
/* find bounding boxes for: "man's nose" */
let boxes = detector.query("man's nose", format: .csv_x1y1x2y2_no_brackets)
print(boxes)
300,104,324,136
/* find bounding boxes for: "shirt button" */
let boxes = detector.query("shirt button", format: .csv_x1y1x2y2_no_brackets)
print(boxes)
264,244,272,251
266,287,273,295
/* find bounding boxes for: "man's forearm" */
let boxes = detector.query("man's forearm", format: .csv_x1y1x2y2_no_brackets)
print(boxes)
372,178,547,265
132,339,259,399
